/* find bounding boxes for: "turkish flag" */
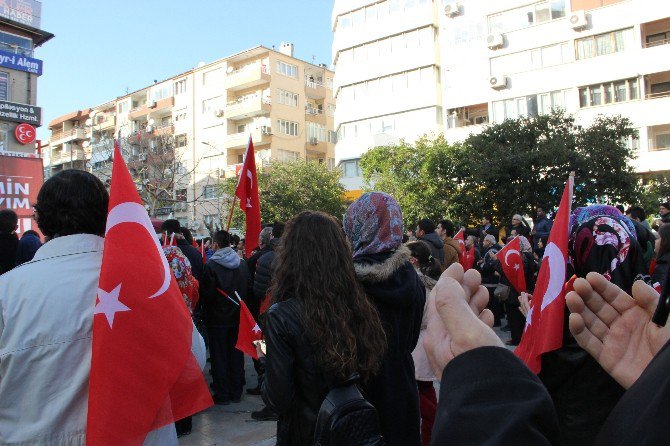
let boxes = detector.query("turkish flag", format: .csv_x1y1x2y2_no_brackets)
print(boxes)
454,228,466,264
498,237,526,293
515,174,573,374
236,299,263,359
234,136,261,258
87,142,212,445
463,246,476,271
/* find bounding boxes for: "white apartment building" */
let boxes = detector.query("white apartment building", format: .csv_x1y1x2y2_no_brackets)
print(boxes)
332,0,443,193
440,0,670,177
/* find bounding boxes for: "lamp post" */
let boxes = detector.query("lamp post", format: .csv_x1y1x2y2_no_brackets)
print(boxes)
202,141,225,230
84,111,98,171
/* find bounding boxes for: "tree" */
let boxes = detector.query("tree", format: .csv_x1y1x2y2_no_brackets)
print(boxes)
638,173,670,217
359,134,460,226
222,159,347,227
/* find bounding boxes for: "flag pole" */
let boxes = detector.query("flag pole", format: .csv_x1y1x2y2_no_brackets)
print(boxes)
226,196,237,231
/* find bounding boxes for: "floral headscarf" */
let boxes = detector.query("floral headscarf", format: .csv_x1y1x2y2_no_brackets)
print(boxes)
163,246,199,313
569,205,644,292
515,235,532,253
343,192,404,258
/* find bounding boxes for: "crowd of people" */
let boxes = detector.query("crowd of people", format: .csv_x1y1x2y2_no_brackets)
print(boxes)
1,168,670,445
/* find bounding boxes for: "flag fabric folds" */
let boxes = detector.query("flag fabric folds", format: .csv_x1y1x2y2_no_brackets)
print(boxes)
454,228,466,265
234,136,261,258
515,174,574,374
497,237,527,293
87,142,212,445
236,299,263,359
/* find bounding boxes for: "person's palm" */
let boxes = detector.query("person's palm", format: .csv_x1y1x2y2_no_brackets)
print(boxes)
566,273,670,389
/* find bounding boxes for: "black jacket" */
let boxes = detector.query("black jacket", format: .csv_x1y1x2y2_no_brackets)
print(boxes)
262,298,330,446
0,232,18,275
418,232,445,265
246,245,272,318
199,247,248,326
652,252,670,286
176,238,204,282
480,244,502,285
354,245,425,446
254,238,279,301
432,346,560,445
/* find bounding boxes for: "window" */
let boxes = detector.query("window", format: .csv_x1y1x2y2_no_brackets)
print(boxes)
237,124,247,133
175,134,187,147
491,42,569,74
174,79,187,95
176,189,187,201
203,185,218,199
576,28,633,60
0,129,7,151
578,78,639,107
277,149,300,162
174,111,188,121
0,72,8,101
276,61,298,78
151,85,171,102
646,31,670,47
203,68,224,85
278,89,299,106
307,122,326,142
655,133,670,150
328,130,338,144
0,31,32,56
202,96,223,114
492,90,568,122
277,119,299,136
327,104,336,117
650,81,670,96
489,1,565,34
343,160,363,178
118,101,128,114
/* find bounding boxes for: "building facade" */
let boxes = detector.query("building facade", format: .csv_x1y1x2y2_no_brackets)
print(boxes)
45,44,336,233
331,0,443,193
440,0,670,178
0,0,51,154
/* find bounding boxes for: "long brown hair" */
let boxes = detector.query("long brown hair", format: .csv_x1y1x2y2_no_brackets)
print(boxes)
271,211,386,381
658,223,670,258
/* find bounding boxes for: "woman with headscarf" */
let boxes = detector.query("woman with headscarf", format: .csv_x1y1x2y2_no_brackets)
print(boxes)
506,214,531,241
539,204,646,446
343,192,426,446
492,235,537,346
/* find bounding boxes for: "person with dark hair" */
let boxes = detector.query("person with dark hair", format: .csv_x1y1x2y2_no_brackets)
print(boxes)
200,230,249,405
0,209,18,274
480,234,503,327
625,206,656,271
0,170,202,443
660,202,670,224
180,227,195,246
261,211,387,445
406,240,441,446
415,218,444,265
615,204,625,213
652,223,670,287
15,229,42,266
161,219,204,281
344,192,426,446
436,219,460,268
531,206,553,250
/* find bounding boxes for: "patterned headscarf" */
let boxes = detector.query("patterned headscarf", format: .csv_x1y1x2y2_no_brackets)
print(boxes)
569,205,644,292
343,191,404,258
515,235,532,253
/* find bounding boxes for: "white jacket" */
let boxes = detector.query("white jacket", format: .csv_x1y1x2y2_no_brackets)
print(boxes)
0,234,206,445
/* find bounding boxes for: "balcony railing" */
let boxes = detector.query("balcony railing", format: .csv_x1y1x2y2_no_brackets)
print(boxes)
645,90,670,100
305,79,324,89
50,127,87,143
50,149,87,165
227,63,271,90
644,37,670,48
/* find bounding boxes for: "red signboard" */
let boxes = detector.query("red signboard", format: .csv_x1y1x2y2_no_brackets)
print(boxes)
0,154,43,235
15,123,36,145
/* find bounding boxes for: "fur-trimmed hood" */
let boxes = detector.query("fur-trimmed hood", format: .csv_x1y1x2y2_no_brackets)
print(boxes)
353,245,411,283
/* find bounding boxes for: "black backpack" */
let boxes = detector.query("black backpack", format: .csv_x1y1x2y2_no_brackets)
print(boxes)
313,373,384,446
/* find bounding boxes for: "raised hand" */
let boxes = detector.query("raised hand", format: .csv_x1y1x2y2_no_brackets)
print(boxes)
566,272,670,389
424,263,502,380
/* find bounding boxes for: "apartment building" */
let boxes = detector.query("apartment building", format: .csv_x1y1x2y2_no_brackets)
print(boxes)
0,0,51,154
331,0,442,193
45,44,336,233
440,0,670,177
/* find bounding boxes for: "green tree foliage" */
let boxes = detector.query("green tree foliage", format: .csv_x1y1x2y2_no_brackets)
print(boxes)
638,173,670,217
359,110,638,226
359,135,460,225
222,160,347,228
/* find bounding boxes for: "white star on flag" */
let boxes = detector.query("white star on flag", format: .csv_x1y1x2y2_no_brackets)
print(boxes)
252,323,261,334
95,284,131,328
514,263,520,271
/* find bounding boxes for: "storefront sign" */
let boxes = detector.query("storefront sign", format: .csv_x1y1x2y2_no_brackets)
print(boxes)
0,0,41,28
0,100,40,126
0,49,42,75
14,122,35,144
0,154,42,235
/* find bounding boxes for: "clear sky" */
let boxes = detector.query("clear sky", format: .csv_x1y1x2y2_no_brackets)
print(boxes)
35,0,335,140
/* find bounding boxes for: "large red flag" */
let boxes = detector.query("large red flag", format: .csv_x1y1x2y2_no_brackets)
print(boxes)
454,228,466,264
236,300,263,359
234,136,261,258
515,174,574,374
463,245,476,271
497,237,526,293
87,142,212,445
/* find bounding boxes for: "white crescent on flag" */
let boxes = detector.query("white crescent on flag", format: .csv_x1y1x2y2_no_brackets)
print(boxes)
105,202,171,299
504,249,521,267
540,242,566,311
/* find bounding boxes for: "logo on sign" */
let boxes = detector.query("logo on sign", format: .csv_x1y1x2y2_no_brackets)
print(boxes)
15,123,36,145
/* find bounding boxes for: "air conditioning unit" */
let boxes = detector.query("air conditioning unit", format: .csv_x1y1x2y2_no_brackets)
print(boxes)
444,2,461,17
486,33,504,50
147,101,157,108
215,109,224,117
261,126,272,135
309,137,318,145
489,74,508,90
570,10,588,30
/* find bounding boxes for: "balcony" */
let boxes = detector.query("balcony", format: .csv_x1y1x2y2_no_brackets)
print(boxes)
50,127,87,145
225,127,271,150
227,63,271,91
50,148,88,166
153,123,174,136
306,138,328,154
225,95,271,121
94,115,116,131
305,79,327,99
129,96,175,120
305,107,327,125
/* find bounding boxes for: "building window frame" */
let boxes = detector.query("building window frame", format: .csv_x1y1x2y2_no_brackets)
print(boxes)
276,61,298,79
277,119,299,136
578,77,639,108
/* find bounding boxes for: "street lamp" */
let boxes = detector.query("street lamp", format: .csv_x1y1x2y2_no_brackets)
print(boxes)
202,141,225,230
